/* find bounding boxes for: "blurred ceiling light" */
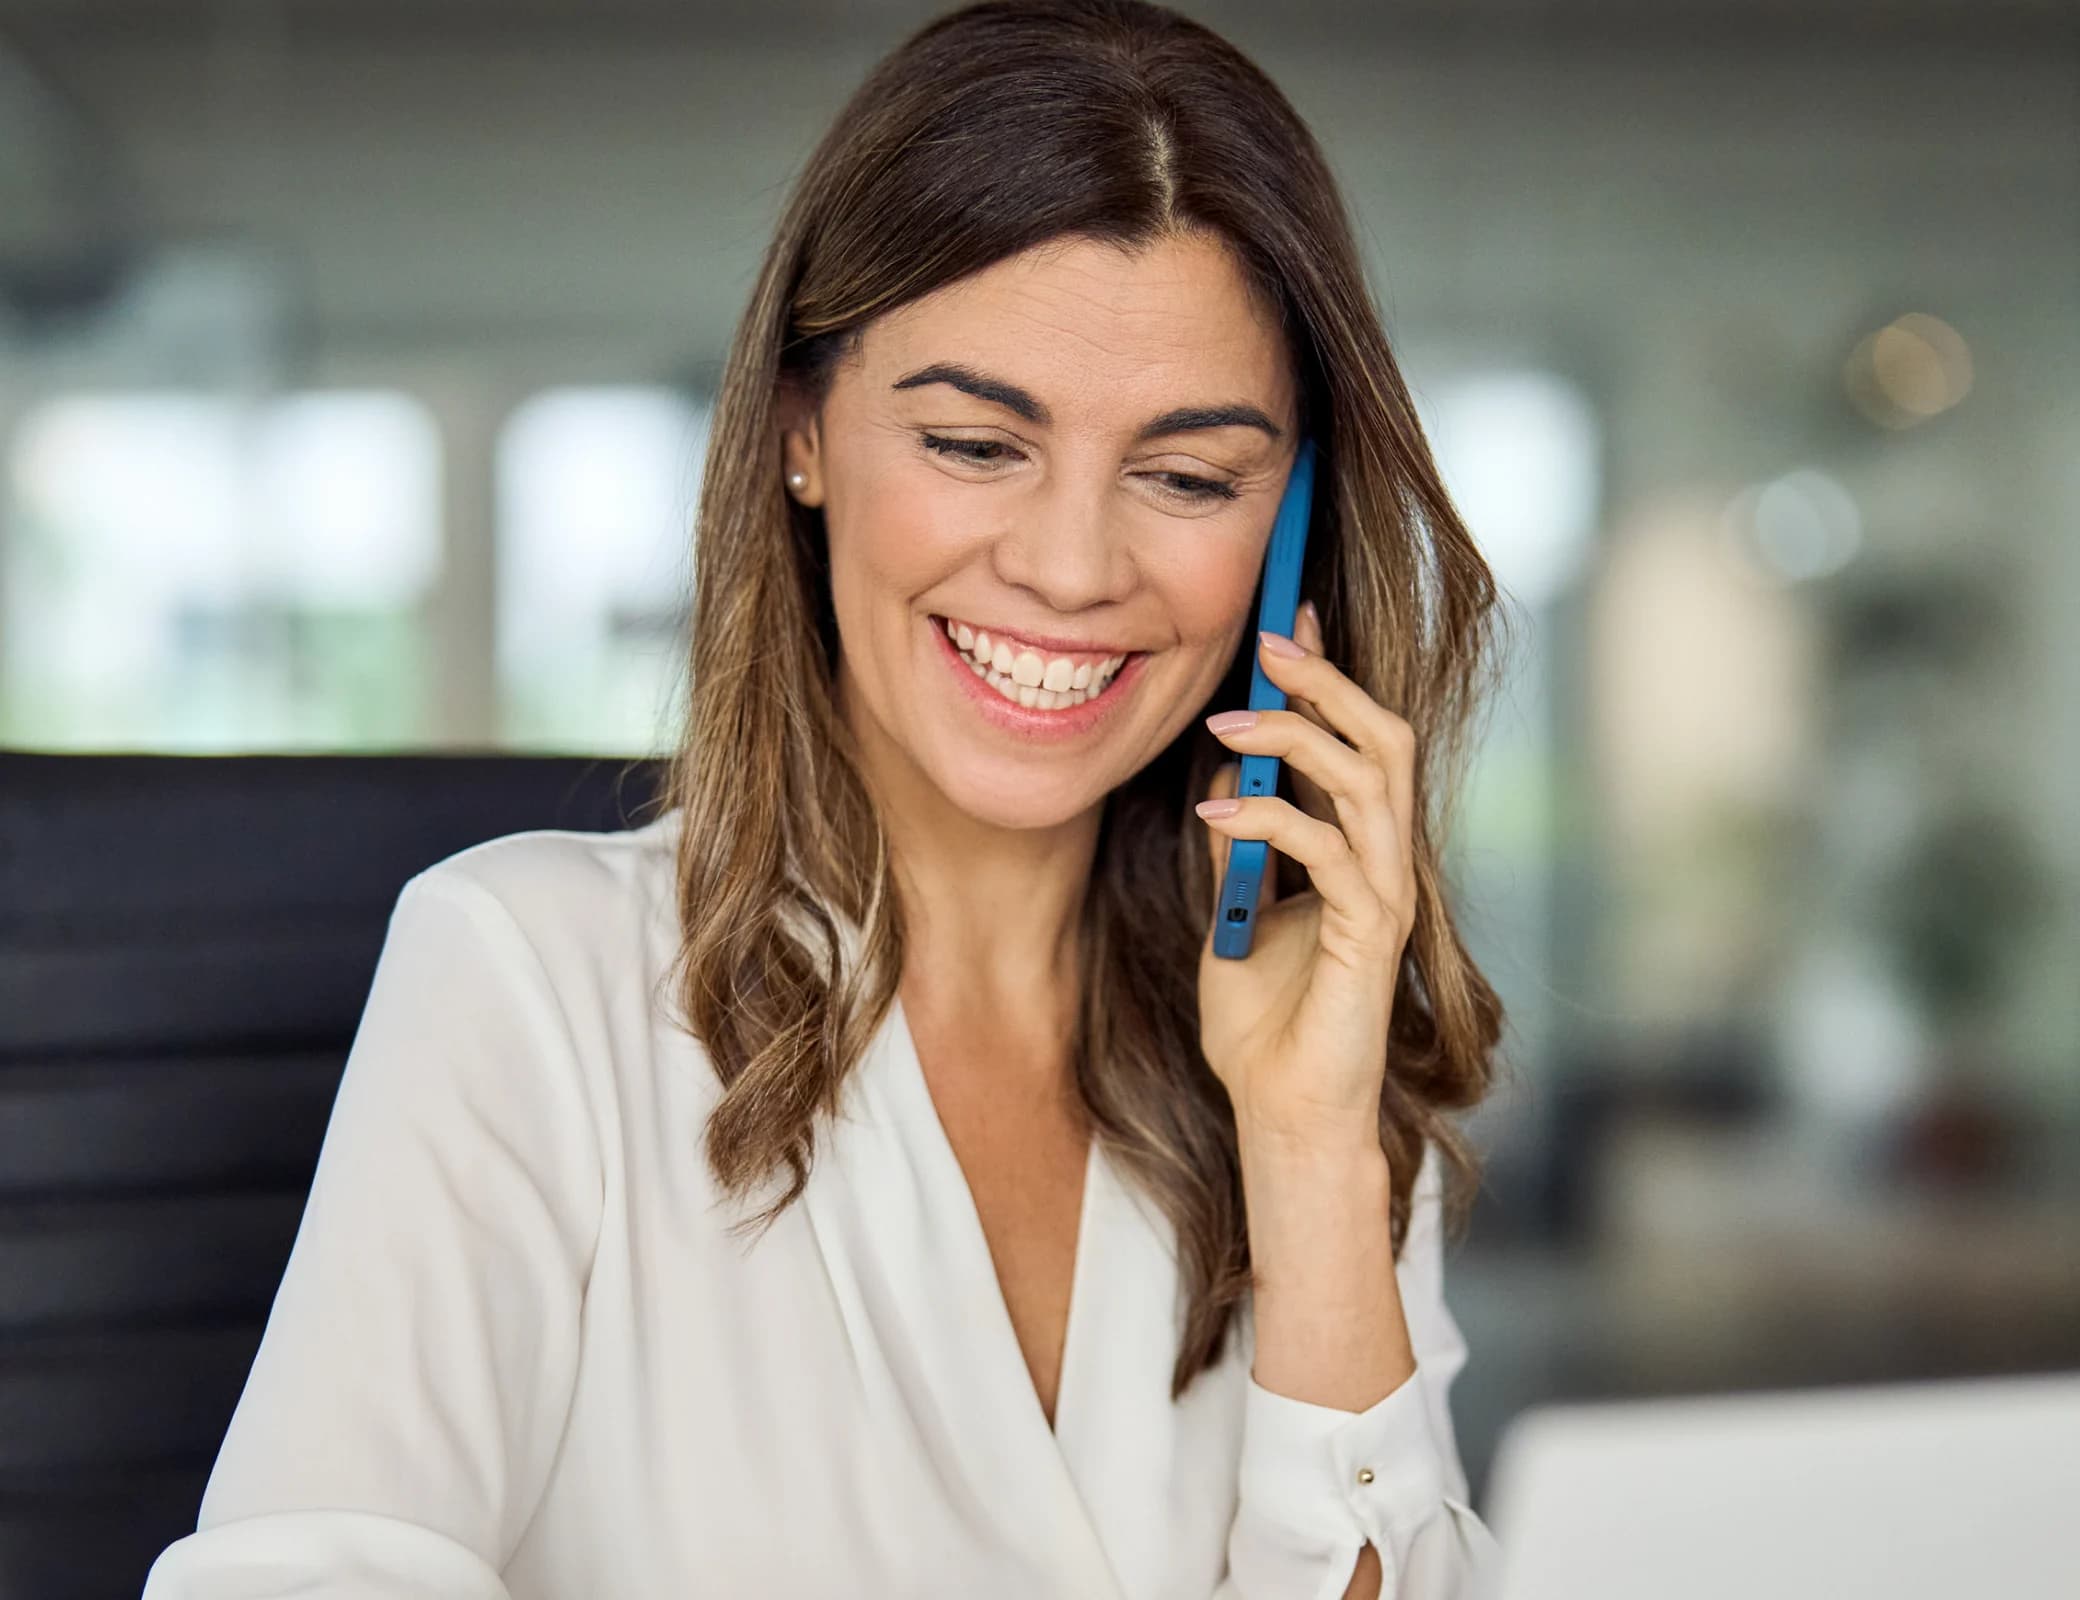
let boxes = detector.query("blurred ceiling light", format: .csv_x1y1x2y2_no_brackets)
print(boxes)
1845,311,1973,429
1720,467,1863,583
1417,369,1600,612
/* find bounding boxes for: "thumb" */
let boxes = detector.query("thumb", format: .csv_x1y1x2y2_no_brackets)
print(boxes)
1203,760,1240,890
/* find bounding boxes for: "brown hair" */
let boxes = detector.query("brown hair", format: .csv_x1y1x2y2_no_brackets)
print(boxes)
652,0,1512,1397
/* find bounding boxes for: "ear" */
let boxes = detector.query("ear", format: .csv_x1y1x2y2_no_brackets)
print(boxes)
776,379,828,507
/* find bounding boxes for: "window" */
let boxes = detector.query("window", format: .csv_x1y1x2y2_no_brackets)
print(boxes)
495,386,709,754
1,390,443,751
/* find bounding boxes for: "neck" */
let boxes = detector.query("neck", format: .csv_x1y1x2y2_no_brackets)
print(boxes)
838,659,1099,1037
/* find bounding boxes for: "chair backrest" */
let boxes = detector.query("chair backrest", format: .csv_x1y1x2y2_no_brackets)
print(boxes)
0,750,666,1600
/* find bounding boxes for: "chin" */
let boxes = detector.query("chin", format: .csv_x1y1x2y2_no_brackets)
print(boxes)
936,766,1106,833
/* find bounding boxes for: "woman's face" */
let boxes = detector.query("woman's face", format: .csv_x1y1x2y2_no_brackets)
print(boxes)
780,229,1301,832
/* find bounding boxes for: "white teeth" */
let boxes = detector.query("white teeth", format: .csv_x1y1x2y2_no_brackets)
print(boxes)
941,616,1131,712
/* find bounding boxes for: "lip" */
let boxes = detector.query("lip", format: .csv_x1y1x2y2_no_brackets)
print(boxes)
927,613,1147,740
936,613,1134,659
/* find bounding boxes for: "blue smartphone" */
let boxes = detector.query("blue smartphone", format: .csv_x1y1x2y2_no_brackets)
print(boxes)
1211,435,1317,960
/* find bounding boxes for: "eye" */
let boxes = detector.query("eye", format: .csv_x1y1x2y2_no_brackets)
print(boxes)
920,433,1018,467
1147,470,1241,504
918,432,1241,505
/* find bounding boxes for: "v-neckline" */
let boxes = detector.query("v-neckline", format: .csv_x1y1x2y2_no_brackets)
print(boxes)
791,986,1192,1599
884,989,1100,1439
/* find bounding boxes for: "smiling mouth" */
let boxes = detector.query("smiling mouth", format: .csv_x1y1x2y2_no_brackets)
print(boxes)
930,615,1141,711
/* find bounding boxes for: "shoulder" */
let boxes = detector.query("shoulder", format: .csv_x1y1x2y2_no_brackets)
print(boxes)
343,808,693,1158
399,808,685,974
363,809,693,1076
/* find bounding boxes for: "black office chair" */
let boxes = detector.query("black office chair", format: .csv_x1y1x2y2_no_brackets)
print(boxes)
0,750,667,1600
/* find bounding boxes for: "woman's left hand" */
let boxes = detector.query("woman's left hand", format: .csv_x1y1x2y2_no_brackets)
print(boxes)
1195,599,1420,1143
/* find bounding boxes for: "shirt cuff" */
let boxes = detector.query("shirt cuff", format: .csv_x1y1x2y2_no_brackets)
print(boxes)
1237,1363,1450,1573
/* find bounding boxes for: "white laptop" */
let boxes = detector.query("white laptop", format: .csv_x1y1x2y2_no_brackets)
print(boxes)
1483,1370,2080,1600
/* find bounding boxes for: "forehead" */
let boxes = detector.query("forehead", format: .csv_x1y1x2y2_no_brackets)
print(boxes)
856,232,1295,423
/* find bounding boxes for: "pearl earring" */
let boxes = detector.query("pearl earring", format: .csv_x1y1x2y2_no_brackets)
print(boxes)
787,470,808,492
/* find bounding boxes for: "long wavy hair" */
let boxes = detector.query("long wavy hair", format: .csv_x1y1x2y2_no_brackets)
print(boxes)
652,0,1513,1397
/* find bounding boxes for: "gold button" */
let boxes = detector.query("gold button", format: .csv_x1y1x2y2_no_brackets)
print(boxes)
1356,1467,1376,1485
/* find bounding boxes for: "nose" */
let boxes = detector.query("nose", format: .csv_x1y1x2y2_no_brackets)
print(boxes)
986,470,1136,614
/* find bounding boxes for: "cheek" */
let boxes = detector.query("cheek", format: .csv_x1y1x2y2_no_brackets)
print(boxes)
823,461,977,657
1146,538,1266,644
829,457,976,607
1136,539,1265,718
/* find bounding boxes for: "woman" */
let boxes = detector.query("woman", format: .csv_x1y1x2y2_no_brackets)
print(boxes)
146,1,1512,1596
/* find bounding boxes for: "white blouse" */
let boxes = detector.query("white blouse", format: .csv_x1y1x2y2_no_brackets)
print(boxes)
144,809,1501,1599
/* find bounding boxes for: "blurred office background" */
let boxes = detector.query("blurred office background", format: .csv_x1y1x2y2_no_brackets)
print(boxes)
2,0,2075,1525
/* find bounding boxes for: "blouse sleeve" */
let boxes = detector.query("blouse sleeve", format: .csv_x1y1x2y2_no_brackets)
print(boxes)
142,869,603,1599
1218,1140,1504,1600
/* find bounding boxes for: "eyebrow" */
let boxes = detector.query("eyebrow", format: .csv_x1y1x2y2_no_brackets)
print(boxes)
890,361,1285,444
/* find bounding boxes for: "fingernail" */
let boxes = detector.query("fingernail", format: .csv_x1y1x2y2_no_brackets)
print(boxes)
1205,709,1259,735
1259,629,1306,658
1300,599,1319,630
1196,798,1242,819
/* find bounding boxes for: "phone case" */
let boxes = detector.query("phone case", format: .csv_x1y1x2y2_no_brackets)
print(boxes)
1211,436,1317,960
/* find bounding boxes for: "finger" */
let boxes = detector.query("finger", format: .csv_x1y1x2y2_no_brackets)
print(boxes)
1199,760,1279,937
1205,704,1402,911
1255,624,1403,768
1203,760,1240,888
1192,793,1390,956
1295,597,1325,654
1277,599,1336,819
1256,624,1418,893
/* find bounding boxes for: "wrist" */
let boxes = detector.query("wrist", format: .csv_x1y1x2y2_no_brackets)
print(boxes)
1234,1097,1385,1166
1236,1117,1393,1220
1238,1122,1410,1408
